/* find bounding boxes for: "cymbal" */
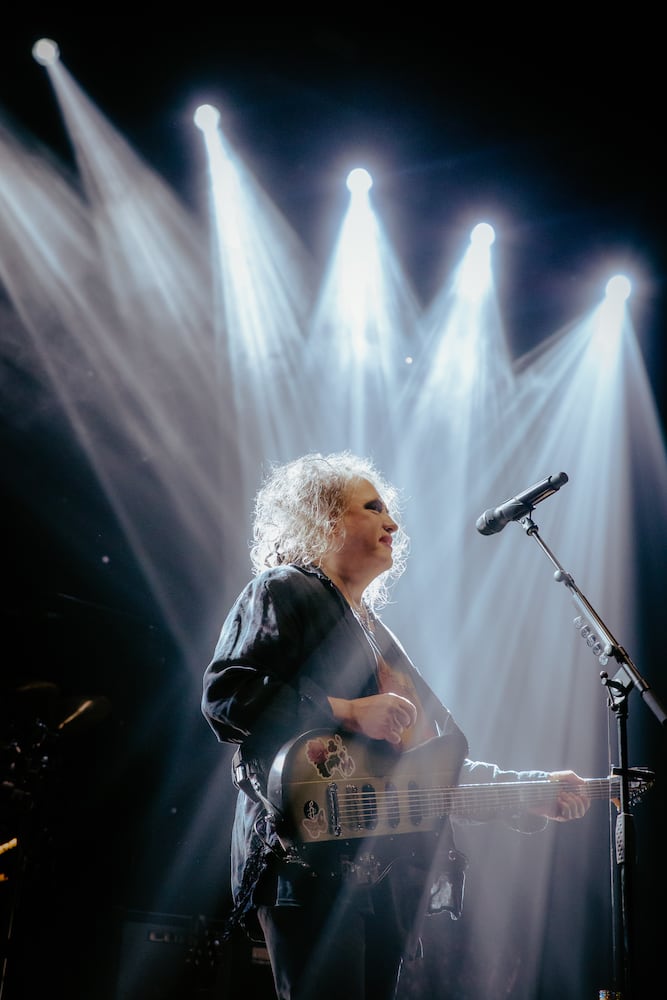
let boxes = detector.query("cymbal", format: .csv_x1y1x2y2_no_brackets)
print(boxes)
56,695,112,734
1,681,111,736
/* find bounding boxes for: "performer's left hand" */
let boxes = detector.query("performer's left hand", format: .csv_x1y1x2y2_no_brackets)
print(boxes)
532,771,591,822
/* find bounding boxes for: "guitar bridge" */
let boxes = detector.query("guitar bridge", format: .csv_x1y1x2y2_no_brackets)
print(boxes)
326,782,341,837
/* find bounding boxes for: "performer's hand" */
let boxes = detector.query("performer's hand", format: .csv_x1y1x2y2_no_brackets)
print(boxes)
329,693,418,745
533,771,591,822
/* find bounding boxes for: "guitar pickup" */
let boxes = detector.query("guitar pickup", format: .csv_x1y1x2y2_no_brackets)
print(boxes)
360,783,378,830
386,781,400,828
408,779,423,826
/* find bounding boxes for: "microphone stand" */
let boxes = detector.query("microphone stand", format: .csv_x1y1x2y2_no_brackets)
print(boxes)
516,512,666,1000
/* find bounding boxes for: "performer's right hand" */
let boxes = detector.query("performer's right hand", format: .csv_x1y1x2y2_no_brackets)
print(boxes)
329,693,418,745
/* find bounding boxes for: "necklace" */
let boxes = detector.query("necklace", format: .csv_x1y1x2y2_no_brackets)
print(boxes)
350,601,374,632
342,589,374,632
329,575,374,632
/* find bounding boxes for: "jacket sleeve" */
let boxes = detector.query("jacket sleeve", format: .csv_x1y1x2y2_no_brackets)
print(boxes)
201,570,337,754
456,757,550,832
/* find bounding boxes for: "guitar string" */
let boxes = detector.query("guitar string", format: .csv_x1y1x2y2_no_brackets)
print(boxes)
308,778,637,828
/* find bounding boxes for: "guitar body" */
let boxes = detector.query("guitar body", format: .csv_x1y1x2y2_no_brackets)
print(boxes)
266,728,467,850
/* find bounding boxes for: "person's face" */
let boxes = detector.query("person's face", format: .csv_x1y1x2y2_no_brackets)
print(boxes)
326,478,398,584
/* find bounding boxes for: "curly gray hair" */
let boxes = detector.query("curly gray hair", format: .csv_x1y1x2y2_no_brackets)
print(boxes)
250,451,409,608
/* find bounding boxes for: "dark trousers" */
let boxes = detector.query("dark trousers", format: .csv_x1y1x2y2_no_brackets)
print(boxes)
257,875,409,1000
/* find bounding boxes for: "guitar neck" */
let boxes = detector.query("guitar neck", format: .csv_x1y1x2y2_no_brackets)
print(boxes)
445,777,618,818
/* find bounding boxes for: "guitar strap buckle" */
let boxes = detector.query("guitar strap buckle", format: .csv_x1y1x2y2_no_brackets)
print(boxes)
231,747,266,804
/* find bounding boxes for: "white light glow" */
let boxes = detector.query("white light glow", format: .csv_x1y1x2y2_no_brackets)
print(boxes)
194,104,220,132
346,167,373,193
456,226,494,301
605,273,631,302
32,38,60,65
470,221,496,246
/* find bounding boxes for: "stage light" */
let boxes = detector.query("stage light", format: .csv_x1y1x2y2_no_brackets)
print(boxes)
456,222,495,301
194,104,220,132
346,167,373,194
605,273,631,303
470,221,495,246
32,38,60,66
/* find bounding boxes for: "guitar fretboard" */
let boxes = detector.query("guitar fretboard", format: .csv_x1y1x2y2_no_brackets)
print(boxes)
329,776,623,833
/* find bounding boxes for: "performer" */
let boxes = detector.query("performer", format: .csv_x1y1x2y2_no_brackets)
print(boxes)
202,451,590,1000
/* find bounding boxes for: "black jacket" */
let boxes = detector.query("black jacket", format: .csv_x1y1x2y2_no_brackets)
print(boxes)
202,564,548,944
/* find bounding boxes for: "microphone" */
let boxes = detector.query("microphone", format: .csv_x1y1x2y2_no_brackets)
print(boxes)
476,472,569,535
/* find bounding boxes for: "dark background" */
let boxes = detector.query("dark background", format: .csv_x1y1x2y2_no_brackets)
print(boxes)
2,12,665,999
